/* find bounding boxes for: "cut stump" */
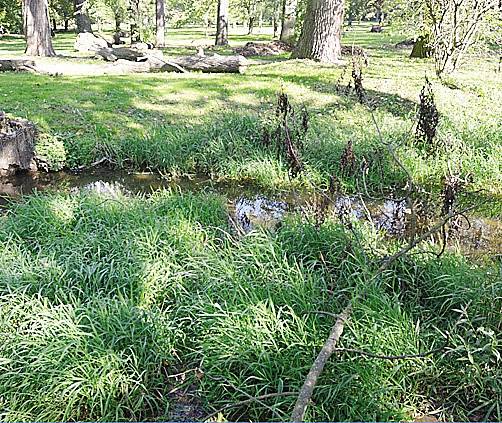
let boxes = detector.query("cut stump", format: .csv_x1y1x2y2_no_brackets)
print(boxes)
0,112,37,175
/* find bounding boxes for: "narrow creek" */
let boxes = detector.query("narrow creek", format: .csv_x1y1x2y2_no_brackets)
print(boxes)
1,169,500,260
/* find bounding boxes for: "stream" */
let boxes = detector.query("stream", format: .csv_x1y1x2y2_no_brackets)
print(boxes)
0,169,500,260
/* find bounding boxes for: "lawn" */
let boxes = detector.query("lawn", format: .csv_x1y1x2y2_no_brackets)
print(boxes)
0,24,501,422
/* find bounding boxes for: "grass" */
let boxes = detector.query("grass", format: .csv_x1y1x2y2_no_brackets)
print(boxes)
0,23,501,422
0,190,500,421
0,24,501,216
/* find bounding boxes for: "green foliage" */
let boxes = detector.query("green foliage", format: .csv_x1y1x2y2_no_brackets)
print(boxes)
49,0,73,27
0,191,500,421
35,133,67,171
0,26,500,420
0,0,22,32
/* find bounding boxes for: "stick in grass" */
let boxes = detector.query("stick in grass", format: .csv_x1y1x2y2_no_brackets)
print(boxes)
291,206,473,422
291,303,352,422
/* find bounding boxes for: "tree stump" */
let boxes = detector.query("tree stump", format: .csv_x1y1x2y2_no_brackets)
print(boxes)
410,35,432,58
0,112,37,175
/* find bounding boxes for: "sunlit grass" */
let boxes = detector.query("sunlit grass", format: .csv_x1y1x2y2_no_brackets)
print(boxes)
0,191,500,421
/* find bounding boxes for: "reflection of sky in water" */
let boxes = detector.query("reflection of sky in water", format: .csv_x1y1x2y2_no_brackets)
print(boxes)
376,199,407,235
1,171,500,257
334,196,364,221
235,196,287,233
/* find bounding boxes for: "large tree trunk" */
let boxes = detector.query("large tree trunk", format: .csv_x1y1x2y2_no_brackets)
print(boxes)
74,0,92,33
156,0,165,47
24,0,56,56
272,0,280,38
292,0,344,63
215,0,229,46
280,0,297,43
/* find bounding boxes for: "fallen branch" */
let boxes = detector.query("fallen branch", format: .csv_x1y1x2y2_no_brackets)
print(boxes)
291,204,475,421
291,304,352,422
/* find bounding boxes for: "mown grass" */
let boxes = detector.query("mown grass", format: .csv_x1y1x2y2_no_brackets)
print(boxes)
0,24,501,216
0,190,500,421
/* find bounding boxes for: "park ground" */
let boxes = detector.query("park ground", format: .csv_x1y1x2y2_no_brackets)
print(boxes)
0,24,501,422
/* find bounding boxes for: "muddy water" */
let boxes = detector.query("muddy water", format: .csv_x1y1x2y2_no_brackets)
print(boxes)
0,170,500,259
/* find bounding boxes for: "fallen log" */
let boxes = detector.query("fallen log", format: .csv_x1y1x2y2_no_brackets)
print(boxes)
109,53,248,74
95,46,150,62
0,59,38,72
169,54,248,73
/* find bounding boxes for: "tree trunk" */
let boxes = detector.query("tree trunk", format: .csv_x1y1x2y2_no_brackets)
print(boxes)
114,14,121,32
64,19,69,31
292,0,344,63
108,54,248,74
156,0,165,47
24,0,56,56
248,16,255,34
52,18,56,31
280,0,297,43
129,0,140,43
74,0,92,33
215,0,229,46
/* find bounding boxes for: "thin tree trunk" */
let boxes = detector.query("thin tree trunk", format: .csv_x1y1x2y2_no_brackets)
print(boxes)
114,14,121,32
156,0,165,47
74,0,92,33
280,0,297,43
292,0,344,63
215,0,229,46
24,0,56,56
64,19,69,30
247,16,254,34
272,0,280,38
129,0,140,43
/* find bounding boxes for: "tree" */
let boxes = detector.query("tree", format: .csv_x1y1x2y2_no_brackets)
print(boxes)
215,0,228,45
280,0,297,43
49,0,73,31
1,0,23,32
424,0,499,76
24,0,56,55
129,0,140,42
292,0,344,62
156,0,165,46
74,0,92,32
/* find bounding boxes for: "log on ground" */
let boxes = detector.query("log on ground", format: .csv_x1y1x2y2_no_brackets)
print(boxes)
0,59,38,72
109,54,248,74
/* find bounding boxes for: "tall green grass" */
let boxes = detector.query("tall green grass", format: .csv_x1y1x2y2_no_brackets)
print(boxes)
0,191,500,421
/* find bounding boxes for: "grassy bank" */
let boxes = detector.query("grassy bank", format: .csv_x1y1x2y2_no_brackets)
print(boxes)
0,190,500,421
0,26,501,216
